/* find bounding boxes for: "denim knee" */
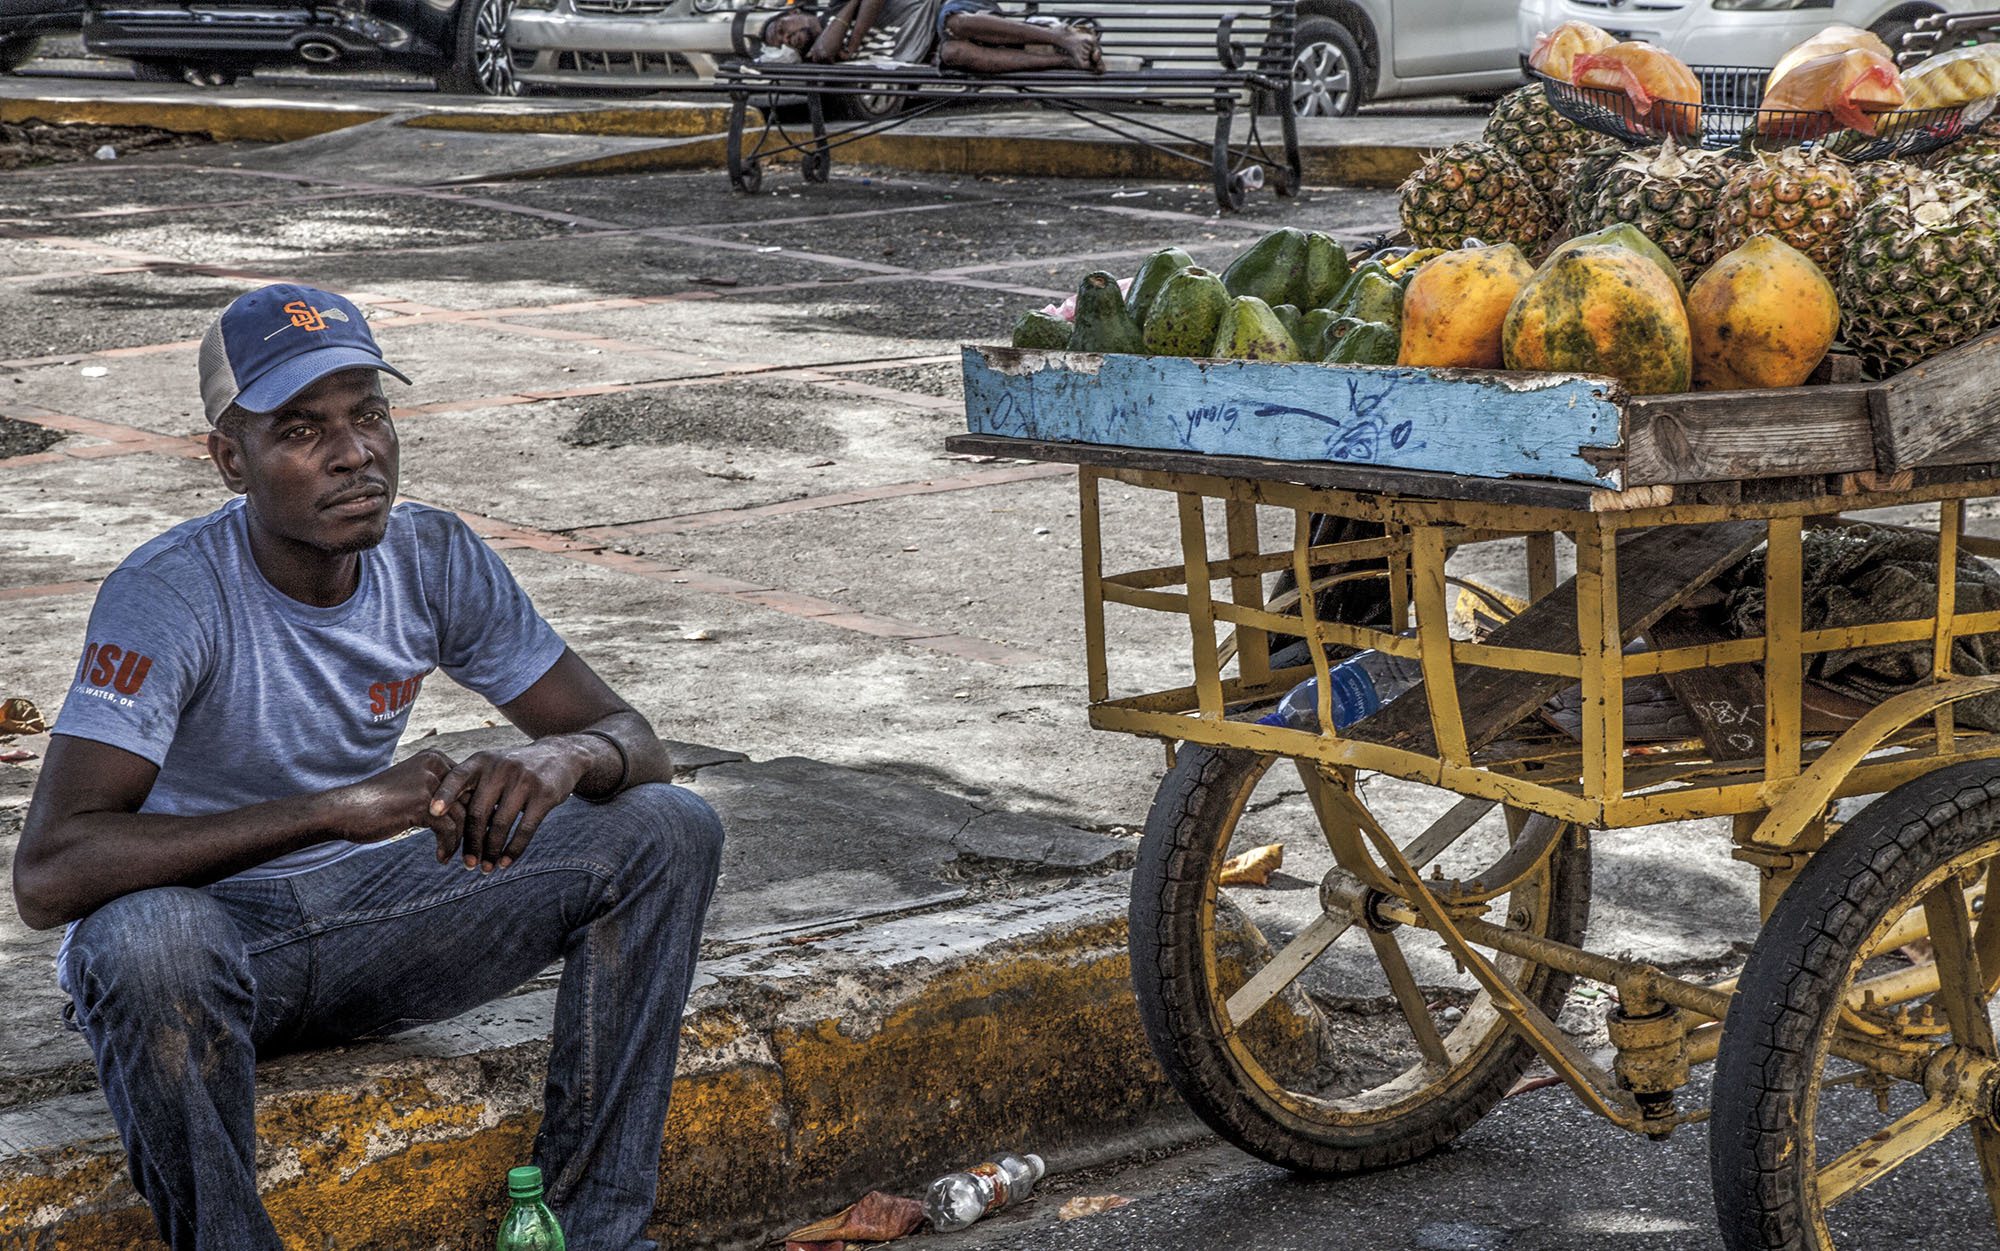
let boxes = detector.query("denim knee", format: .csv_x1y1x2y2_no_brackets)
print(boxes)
604,784,725,878
65,887,250,1021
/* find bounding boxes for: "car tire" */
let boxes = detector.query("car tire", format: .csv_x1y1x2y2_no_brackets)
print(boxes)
1290,15,1364,119
0,36,41,74
839,90,903,122
436,0,520,95
1869,16,1918,60
129,58,188,82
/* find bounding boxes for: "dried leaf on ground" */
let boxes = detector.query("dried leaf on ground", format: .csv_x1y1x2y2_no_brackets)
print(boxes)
1059,1195,1134,1221
783,1190,924,1245
1217,843,1283,887
1,697,46,735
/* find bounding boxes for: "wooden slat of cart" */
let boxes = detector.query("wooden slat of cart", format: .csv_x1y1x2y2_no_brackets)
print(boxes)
1345,522,1767,757
1871,331,2000,472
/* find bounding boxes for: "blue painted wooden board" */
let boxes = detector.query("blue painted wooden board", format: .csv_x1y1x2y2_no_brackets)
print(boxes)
961,347,1629,488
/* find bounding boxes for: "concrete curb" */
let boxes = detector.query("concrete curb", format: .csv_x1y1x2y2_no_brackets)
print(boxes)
1,89,1434,188
0,880,1178,1249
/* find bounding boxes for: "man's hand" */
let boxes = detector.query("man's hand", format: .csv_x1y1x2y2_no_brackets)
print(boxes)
332,749,460,846
806,19,845,62
427,739,590,873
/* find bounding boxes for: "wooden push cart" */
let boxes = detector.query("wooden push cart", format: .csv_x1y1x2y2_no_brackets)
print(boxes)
953,338,2000,1249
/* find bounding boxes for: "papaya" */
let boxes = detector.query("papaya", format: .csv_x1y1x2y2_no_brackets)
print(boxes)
1143,266,1231,357
1329,260,1392,312
1324,321,1399,365
1271,303,1304,343
1338,272,1403,330
1398,243,1534,369
1211,296,1300,362
1126,247,1194,327
1302,232,1350,308
1323,315,1367,347
1068,270,1144,354
1502,244,1691,395
1299,308,1339,359
1686,236,1837,390
1010,310,1072,350
1222,228,1310,307
1545,223,1686,301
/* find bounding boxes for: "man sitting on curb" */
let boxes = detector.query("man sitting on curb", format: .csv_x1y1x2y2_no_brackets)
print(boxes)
13,283,725,1251
763,0,1099,71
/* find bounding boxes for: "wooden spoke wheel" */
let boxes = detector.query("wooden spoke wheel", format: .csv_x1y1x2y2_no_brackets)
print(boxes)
1129,743,1590,1173
1713,763,2000,1250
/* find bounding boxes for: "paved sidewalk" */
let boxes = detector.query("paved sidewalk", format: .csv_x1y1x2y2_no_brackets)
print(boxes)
0,71,1483,187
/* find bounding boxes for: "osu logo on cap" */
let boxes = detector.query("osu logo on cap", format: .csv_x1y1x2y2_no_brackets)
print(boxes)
263,300,352,341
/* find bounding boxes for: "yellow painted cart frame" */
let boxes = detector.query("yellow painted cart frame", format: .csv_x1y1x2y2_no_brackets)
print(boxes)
953,429,2000,1242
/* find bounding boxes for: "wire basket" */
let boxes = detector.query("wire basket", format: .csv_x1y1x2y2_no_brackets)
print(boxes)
1536,66,1994,161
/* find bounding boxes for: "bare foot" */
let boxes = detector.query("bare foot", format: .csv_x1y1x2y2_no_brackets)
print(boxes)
1055,28,1098,71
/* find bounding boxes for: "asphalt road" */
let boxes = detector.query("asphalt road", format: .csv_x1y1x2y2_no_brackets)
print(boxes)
940,1079,2000,1251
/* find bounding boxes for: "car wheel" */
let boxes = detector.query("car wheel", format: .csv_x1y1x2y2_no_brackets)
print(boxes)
0,36,41,74
185,65,239,87
1291,16,1363,119
129,58,188,82
1869,16,1918,60
840,90,903,122
436,0,520,95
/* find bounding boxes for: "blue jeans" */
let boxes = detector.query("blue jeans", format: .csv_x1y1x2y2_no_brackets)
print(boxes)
60,783,724,1251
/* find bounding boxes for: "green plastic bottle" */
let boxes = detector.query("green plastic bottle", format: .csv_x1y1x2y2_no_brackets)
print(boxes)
497,1166,566,1251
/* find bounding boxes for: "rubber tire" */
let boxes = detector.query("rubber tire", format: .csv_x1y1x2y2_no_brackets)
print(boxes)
0,36,41,73
435,0,519,96
1130,742,1592,1174
839,91,903,122
129,59,187,83
1290,16,1365,119
1711,762,2000,1251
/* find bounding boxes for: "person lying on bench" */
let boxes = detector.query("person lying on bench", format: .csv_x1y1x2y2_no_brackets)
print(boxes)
763,0,1100,71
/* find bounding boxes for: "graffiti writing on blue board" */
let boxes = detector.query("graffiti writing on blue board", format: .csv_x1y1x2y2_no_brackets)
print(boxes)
1252,379,1425,462
1182,403,1243,440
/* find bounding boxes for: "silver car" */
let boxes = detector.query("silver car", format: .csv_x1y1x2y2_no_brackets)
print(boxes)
505,0,780,90
1291,0,1523,117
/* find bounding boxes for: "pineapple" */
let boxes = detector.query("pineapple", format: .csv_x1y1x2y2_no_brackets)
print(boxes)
1711,150,1860,275
1562,145,1630,237
1398,140,1557,254
1854,159,1930,202
1838,175,2000,378
1932,141,2000,200
1575,139,1735,283
1482,86,1593,198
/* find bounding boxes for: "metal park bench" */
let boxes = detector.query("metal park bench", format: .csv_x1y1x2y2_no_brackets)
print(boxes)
716,0,1300,210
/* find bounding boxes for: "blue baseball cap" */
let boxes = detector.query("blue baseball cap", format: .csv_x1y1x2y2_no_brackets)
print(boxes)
197,284,411,426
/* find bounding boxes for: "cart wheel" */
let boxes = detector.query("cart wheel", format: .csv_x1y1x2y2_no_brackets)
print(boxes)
1712,762,2000,1250
1130,743,1590,1174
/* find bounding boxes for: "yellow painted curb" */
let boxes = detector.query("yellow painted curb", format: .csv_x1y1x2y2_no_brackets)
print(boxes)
0,884,1171,1249
0,96,390,144
403,104,741,140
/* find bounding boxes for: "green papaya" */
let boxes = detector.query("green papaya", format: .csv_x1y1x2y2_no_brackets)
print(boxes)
1271,303,1304,343
1221,227,1310,308
1126,247,1194,327
1211,295,1300,362
1067,270,1144,354
1302,232,1350,309
1143,266,1231,357
1010,310,1072,350
1323,320,1399,366
1544,223,1686,300
1328,260,1392,314
1299,308,1338,359
1324,315,1366,342
1338,272,1403,330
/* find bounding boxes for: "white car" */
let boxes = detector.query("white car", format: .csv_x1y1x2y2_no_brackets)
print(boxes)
1290,0,1526,117
1516,0,1989,71
505,0,782,92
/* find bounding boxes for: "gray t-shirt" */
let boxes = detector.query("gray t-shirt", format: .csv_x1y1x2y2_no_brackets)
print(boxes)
54,496,566,882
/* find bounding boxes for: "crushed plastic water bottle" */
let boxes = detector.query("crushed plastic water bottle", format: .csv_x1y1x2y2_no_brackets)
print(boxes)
1258,648,1424,731
922,1152,1046,1232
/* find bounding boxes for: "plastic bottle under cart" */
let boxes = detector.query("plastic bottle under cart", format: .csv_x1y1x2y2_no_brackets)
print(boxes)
1259,648,1425,731
922,1152,1047,1232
